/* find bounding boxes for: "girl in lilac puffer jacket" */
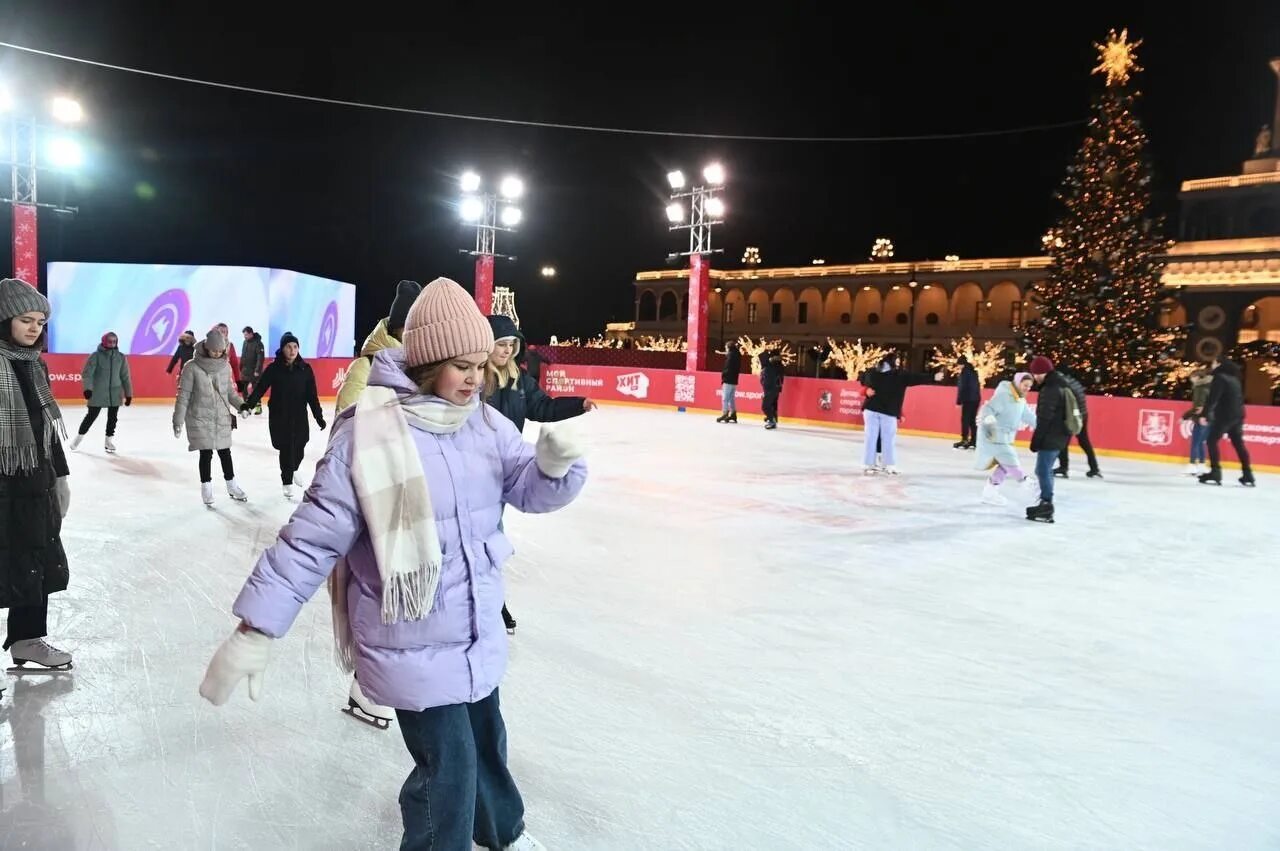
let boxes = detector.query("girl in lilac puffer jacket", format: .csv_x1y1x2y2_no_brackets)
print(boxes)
199,278,586,851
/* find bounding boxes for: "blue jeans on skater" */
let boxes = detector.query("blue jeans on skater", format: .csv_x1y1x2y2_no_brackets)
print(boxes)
721,383,737,414
1189,421,1208,464
396,688,525,851
1035,449,1058,502
863,411,898,467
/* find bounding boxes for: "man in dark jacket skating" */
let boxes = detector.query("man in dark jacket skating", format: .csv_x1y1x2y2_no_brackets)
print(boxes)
759,348,785,430
1198,358,1255,487
1054,370,1101,479
239,327,266,411
485,314,595,633
954,357,981,449
717,342,742,423
1027,356,1072,522
242,332,325,499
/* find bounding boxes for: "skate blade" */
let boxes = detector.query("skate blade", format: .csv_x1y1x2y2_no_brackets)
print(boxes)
229,495,248,502
506,627,516,635
342,702,391,730
7,661,74,675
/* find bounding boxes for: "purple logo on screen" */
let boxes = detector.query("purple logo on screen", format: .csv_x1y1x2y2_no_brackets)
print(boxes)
316,301,338,357
130,289,191,355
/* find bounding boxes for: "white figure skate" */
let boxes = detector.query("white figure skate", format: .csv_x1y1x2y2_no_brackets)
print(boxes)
8,638,73,674
981,482,1009,506
343,678,394,730
201,482,215,507
504,833,547,851
104,436,117,454
69,433,84,451
283,484,295,500
226,479,248,502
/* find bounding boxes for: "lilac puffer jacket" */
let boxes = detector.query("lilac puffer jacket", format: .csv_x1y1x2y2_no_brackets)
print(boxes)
232,349,587,711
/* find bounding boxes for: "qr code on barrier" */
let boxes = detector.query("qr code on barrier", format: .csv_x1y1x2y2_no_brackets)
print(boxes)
675,374,696,403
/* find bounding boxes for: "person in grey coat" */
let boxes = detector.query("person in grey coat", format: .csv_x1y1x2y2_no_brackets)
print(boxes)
72,331,133,454
173,330,249,507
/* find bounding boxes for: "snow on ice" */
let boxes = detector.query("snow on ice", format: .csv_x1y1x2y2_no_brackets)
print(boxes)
1,403,1277,849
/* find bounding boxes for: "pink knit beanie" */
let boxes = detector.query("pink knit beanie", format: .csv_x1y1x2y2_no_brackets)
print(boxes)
402,277,495,368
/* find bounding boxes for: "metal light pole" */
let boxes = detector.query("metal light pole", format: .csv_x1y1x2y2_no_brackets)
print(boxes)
459,171,522,314
2,90,84,289
665,163,726,372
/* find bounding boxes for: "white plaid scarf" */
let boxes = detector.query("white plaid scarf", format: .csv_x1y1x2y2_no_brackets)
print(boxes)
330,386,476,672
0,341,67,475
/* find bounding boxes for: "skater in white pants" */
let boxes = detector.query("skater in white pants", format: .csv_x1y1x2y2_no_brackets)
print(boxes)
974,372,1038,505
859,354,943,474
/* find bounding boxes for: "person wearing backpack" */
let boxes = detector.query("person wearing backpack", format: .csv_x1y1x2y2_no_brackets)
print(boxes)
1026,356,1078,523
1053,370,1102,479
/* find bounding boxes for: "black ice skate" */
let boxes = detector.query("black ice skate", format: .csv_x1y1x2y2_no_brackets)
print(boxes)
1198,470,1223,486
1086,469,1103,479
1053,467,1068,479
502,604,517,635
726,413,737,424
1025,499,1055,523
1240,474,1257,488
343,678,393,730
7,638,74,674
764,420,777,430
953,440,966,449
716,413,729,423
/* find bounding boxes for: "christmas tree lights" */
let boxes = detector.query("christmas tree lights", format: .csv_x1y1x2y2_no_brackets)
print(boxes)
1021,30,1186,396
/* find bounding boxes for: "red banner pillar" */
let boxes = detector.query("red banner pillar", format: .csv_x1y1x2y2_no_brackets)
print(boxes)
685,253,710,372
474,254,495,314
12,204,38,287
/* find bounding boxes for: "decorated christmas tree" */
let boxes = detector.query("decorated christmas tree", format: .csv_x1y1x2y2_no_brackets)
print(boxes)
1022,29,1185,396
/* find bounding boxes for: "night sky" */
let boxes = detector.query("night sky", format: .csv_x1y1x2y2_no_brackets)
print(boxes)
2,2,1278,346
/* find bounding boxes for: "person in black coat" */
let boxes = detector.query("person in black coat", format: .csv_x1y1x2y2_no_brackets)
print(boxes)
1027,356,1072,521
717,342,742,423
166,330,197,377
954,357,981,449
486,314,595,633
759,348,785,430
239,327,267,402
0,279,73,681
859,354,942,472
1198,358,1255,486
242,332,326,498
1054,370,1101,478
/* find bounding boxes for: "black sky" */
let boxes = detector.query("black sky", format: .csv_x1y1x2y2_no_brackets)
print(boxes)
2,2,1278,345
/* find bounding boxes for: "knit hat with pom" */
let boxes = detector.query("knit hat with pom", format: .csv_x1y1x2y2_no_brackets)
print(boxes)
402,277,494,368
1028,356,1055,374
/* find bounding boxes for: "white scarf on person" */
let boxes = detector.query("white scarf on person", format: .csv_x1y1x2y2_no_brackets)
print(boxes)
329,385,477,672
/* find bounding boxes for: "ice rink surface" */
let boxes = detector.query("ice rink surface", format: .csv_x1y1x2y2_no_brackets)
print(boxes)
1,403,1277,850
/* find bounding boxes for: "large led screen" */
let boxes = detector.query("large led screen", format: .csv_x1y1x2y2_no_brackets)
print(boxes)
46,262,355,359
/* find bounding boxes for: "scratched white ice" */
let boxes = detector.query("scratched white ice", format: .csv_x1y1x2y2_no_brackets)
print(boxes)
1,403,1278,850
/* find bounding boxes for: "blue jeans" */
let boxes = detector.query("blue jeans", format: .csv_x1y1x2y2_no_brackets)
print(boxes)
1035,449,1058,502
721,383,737,414
1189,421,1208,464
396,689,525,851
863,411,898,466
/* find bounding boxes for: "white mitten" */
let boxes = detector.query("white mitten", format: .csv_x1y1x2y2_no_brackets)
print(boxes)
199,624,272,705
55,476,70,518
239,409,253,420
982,414,997,426
173,424,182,439
535,421,584,479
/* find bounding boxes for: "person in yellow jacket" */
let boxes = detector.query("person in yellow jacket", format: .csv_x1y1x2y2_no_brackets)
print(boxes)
330,278,420,729
334,280,421,414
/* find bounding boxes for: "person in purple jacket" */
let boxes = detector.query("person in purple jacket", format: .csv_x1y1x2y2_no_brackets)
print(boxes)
198,277,587,851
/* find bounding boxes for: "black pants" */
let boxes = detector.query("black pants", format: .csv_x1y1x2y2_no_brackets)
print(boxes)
762,389,780,422
1207,419,1253,477
279,443,307,486
78,405,119,436
198,448,235,483
4,594,48,650
1057,417,1099,472
959,400,979,444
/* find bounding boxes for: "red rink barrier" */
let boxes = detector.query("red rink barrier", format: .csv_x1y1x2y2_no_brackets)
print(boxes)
42,353,351,402
541,363,1280,471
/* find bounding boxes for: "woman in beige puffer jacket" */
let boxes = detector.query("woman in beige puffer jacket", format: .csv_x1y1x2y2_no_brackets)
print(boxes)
173,330,249,506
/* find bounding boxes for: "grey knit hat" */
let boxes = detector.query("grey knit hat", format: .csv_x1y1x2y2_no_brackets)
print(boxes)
0,278,51,322
204,329,227,351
